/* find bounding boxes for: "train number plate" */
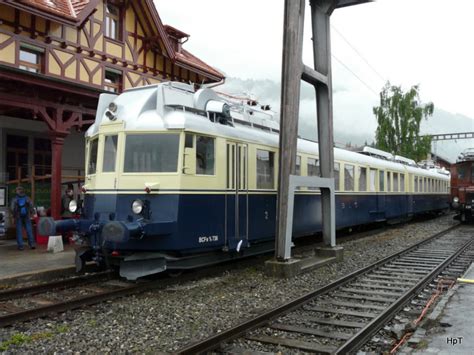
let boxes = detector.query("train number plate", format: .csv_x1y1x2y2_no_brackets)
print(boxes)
198,235,219,243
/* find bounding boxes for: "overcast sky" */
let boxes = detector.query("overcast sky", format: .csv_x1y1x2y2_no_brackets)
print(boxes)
155,0,473,157
156,0,474,116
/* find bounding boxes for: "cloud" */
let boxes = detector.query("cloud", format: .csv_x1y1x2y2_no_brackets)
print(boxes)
220,77,473,162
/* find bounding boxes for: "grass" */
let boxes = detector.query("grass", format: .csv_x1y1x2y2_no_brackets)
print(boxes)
0,325,69,351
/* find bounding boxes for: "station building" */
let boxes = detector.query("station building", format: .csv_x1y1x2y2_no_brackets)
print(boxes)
0,0,223,234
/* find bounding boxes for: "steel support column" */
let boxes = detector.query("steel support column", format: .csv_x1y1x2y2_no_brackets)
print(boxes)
276,0,306,260
275,0,371,261
312,1,334,246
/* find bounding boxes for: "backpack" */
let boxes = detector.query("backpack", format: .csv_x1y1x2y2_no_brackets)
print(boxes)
17,196,28,217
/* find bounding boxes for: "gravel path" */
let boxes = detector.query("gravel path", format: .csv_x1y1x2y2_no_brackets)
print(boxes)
0,215,457,354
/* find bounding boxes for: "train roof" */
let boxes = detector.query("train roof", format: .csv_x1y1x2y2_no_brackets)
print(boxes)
87,82,449,180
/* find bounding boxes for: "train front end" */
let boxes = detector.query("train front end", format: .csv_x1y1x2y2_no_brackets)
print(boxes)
39,82,232,279
451,149,474,223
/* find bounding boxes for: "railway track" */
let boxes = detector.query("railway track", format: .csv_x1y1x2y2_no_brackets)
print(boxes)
0,252,273,328
177,224,474,354
0,270,135,327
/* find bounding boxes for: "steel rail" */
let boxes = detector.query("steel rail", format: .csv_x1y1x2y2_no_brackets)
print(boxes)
176,224,461,355
0,281,155,327
0,270,115,301
336,229,472,353
0,255,267,327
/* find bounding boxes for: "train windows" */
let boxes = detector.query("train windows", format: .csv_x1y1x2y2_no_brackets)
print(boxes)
387,172,391,192
359,167,367,192
379,170,385,191
185,134,193,148
87,139,98,175
369,169,376,192
335,162,340,191
307,158,320,176
295,155,301,175
472,163,474,182
457,165,466,180
393,172,399,192
400,174,405,192
103,135,118,172
196,136,215,175
257,149,274,189
124,134,179,172
344,164,354,191
414,177,418,192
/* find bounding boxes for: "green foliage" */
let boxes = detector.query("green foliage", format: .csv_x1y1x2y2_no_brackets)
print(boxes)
373,82,434,161
0,327,66,351
0,333,32,351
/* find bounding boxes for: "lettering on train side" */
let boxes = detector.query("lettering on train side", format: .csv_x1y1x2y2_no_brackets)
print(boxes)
198,235,219,243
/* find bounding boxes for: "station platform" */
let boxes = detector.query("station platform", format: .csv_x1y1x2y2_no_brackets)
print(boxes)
412,263,474,354
0,239,75,281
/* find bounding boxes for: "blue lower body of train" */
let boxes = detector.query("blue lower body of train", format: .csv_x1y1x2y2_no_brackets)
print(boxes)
39,191,449,279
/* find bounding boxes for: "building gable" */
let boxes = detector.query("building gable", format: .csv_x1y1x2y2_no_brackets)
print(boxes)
0,0,223,92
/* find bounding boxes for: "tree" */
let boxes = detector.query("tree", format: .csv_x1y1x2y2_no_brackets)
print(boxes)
373,82,434,162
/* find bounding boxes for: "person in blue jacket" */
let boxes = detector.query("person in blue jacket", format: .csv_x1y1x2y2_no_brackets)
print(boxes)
10,186,35,250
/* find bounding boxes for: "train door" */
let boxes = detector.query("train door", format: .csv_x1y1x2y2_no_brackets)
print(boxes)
225,142,249,251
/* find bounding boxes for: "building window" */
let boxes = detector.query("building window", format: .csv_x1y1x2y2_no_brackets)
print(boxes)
104,70,122,93
34,138,51,176
6,135,28,181
19,46,43,73
257,149,274,189
105,3,121,40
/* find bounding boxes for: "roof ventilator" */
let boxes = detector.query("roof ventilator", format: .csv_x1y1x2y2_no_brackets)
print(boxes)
205,100,232,125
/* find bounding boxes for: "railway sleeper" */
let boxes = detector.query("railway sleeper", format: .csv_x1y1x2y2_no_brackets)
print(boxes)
270,323,353,340
245,335,336,354
318,300,386,311
303,305,377,318
339,287,402,298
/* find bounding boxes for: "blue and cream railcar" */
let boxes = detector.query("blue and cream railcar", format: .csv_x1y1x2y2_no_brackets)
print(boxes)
41,82,450,279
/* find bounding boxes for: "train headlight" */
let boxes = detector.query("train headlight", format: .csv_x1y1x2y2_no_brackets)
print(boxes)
108,102,118,113
105,110,117,121
131,199,144,215
453,197,459,203
68,200,78,213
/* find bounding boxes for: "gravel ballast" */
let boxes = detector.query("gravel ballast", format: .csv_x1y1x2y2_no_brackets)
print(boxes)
0,215,457,353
